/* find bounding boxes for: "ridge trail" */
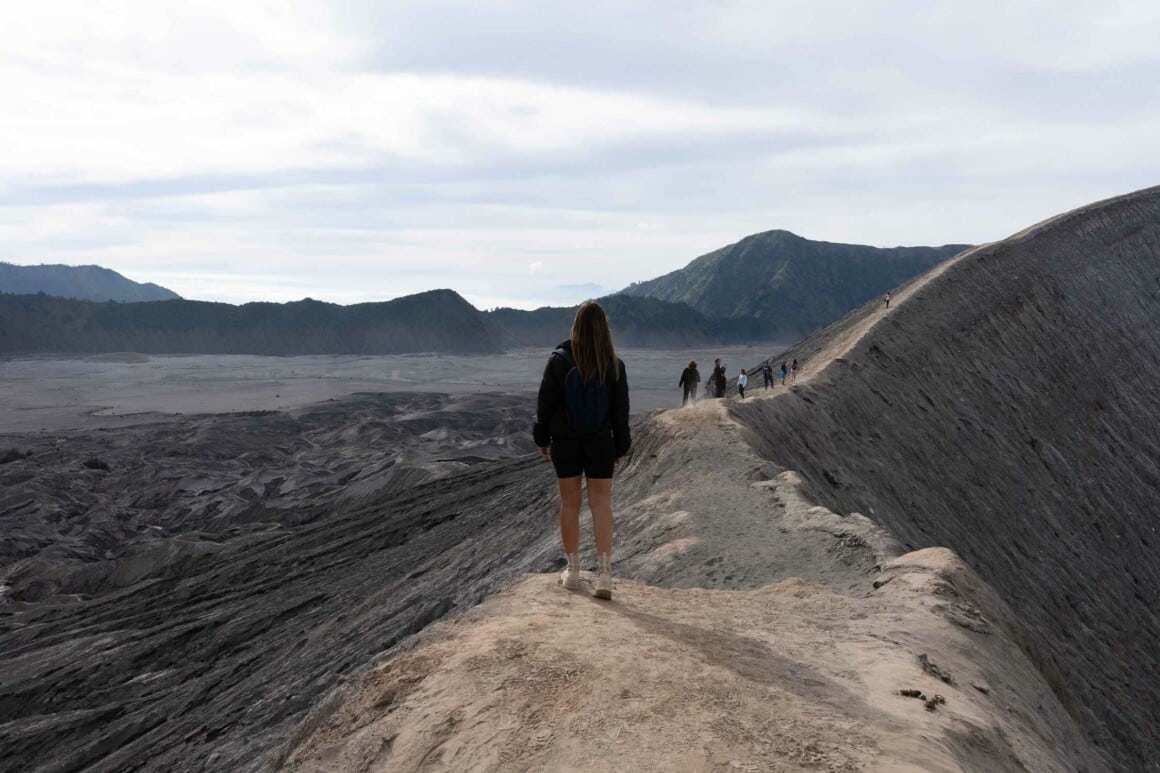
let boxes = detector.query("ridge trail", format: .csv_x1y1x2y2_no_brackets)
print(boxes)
282,232,1107,770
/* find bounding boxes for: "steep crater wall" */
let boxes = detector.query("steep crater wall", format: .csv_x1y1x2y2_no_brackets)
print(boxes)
736,187,1160,769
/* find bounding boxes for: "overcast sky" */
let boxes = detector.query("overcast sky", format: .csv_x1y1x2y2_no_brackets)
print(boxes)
1,1,1157,309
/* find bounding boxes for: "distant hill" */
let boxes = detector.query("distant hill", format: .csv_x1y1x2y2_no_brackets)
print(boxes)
0,262,181,302
0,289,504,355
487,295,770,349
0,288,758,356
620,230,969,340
0,232,970,355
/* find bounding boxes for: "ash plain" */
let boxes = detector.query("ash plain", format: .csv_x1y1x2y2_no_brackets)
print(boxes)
0,345,775,433
0,345,778,604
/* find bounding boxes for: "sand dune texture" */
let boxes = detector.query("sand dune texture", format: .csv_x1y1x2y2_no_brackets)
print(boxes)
1,392,538,604
2,186,1158,771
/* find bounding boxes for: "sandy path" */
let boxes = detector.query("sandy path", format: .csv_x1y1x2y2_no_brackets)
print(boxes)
284,555,1098,772
613,398,900,595
770,244,979,390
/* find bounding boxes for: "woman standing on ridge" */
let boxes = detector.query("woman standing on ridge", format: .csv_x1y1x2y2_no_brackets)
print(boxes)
534,301,631,600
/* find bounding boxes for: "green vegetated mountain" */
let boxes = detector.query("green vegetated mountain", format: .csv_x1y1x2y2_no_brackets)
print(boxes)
620,230,970,340
0,290,768,355
0,262,181,302
0,229,970,355
487,294,767,349
0,289,505,355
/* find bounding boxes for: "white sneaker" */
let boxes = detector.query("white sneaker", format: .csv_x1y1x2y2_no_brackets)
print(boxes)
594,552,613,600
560,552,581,590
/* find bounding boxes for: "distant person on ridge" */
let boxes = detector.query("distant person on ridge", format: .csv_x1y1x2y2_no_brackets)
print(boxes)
780,360,788,385
791,358,799,383
737,368,748,399
884,291,891,308
761,363,774,390
711,358,727,398
534,301,630,601
678,360,700,406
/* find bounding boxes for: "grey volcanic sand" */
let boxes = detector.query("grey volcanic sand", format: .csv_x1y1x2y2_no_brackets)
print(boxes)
734,186,1160,770
0,391,541,603
0,345,773,433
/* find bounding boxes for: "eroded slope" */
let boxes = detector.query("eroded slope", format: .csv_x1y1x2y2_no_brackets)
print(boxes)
736,186,1160,769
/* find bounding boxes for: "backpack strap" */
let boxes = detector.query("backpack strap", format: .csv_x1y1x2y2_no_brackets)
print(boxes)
553,346,575,368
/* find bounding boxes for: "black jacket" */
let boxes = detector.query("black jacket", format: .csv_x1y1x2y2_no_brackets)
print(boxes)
533,340,631,457
679,367,700,388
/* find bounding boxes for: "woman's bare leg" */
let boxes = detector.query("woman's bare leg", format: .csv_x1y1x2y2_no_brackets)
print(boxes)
557,476,583,553
586,477,614,556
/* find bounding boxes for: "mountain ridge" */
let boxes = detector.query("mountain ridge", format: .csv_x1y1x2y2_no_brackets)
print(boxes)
0,288,507,355
2,230,969,355
0,261,181,302
486,294,771,349
620,229,969,341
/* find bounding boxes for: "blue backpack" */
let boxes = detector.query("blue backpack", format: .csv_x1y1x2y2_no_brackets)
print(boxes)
554,347,611,434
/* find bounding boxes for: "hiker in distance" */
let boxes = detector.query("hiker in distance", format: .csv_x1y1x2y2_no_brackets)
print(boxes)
737,368,748,399
678,360,700,406
884,291,891,308
534,301,630,601
762,362,774,390
711,358,727,398
791,358,799,383
780,360,788,385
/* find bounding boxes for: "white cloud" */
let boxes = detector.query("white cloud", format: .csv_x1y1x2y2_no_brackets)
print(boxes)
1,0,1157,305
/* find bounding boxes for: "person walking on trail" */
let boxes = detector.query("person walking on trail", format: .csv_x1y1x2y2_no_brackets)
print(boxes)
780,360,788,385
884,291,891,308
678,360,700,406
791,358,799,383
533,301,630,601
711,358,727,398
737,369,748,399
761,363,774,390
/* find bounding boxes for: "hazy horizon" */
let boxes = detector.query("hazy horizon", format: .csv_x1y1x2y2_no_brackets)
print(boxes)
2,227,967,310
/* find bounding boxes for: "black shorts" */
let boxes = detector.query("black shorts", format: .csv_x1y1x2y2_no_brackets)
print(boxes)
550,433,616,479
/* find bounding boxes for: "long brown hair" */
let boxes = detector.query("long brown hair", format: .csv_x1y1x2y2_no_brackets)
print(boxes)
571,301,617,385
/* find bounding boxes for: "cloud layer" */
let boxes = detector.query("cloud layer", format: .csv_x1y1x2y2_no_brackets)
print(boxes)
2,0,1157,307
